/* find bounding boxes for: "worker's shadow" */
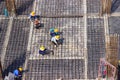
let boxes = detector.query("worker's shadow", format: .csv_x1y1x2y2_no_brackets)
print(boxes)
58,38,64,45
111,0,120,12
16,0,34,15
3,53,28,77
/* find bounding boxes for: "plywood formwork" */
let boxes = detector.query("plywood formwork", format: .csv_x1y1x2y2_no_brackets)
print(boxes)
5,0,16,16
100,0,112,15
106,34,119,78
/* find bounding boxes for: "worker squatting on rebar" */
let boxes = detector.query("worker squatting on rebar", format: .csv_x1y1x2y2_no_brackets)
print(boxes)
13,67,23,80
34,18,41,29
49,28,64,47
39,46,54,55
29,11,41,29
29,11,37,21
49,28,59,37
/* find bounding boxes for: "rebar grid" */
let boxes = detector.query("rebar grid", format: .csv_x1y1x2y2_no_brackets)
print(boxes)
3,19,30,76
0,0,120,80
0,0,5,15
87,18,105,79
15,0,34,15
0,19,9,54
35,0,83,16
25,59,84,80
87,0,100,13
30,18,84,59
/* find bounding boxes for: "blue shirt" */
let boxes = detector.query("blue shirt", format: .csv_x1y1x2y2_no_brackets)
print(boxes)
13,69,19,77
39,49,47,55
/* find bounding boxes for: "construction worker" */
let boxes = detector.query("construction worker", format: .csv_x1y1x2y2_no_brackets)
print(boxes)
29,11,37,21
51,35,60,47
13,67,23,80
49,28,59,37
39,46,54,55
34,18,41,29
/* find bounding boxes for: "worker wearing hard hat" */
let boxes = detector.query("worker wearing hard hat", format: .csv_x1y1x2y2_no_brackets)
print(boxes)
13,67,23,80
39,45,47,55
39,46,54,55
51,35,60,47
49,28,59,37
34,18,41,29
29,11,37,21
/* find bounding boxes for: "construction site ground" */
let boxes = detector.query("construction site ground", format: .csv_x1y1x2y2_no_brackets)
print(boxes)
0,0,120,80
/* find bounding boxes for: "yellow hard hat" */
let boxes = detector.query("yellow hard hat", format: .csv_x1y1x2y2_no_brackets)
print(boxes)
55,35,60,40
18,67,23,72
40,46,45,51
54,28,59,33
31,11,35,16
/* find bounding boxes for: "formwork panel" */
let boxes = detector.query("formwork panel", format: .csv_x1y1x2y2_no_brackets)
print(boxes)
109,17,120,59
87,0,100,13
36,0,83,16
25,59,85,80
0,19,9,54
87,18,105,79
30,18,85,59
3,19,30,75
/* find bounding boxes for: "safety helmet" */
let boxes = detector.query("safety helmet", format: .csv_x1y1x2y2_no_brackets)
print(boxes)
54,28,59,33
55,35,60,40
40,46,45,51
49,28,54,33
18,67,23,72
31,11,35,16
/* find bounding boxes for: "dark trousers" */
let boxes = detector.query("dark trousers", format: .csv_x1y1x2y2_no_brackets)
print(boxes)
35,23,41,29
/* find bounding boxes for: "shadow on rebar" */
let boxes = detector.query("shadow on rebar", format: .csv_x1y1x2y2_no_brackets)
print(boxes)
3,53,26,77
111,0,120,12
16,0,34,15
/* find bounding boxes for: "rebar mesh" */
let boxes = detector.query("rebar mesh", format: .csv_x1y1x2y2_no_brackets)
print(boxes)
0,0,120,80
87,18,105,79
3,19,30,76
0,19,9,54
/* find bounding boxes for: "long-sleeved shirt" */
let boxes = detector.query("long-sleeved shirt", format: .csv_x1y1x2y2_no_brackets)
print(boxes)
51,37,58,44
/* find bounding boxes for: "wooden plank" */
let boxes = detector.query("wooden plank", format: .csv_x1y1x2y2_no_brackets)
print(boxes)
106,34,119,78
